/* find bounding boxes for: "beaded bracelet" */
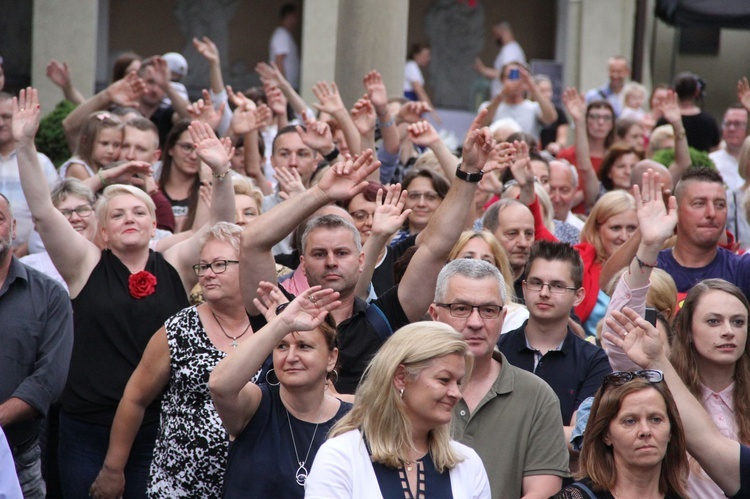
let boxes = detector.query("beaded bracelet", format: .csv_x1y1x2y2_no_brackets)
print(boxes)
634,254,657,271
97,169,110,187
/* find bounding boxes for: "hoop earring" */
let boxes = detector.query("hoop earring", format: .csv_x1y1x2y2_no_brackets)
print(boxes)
327,369,339,386
265,368,280,386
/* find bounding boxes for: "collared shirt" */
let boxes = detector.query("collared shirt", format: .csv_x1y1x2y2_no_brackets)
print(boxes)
497,320,612,424
0,257,73,448
453,351,569,498
0,150,59,245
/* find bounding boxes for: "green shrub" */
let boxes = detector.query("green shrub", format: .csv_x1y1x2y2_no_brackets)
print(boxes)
35,100,75,168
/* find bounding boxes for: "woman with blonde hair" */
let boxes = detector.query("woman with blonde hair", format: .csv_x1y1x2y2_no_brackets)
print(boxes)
305,322,490,498
448,230,529,333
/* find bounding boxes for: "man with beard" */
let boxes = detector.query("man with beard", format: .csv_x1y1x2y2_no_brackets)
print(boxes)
0,193,73,497
473,21,526,98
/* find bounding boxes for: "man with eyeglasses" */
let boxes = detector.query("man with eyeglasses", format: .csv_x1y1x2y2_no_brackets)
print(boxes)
498,240,611,433
709,104,749,191
0,92,59,256
430,258,569,499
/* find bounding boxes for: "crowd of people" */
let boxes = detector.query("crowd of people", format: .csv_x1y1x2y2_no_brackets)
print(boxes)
1,6,750,499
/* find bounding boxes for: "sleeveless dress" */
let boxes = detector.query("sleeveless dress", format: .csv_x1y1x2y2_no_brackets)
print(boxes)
222,384,352,498
148,306,270,498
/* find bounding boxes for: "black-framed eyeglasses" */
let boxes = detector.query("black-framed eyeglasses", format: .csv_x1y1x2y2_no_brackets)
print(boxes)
59,204,93,220
193,260,239,276
523,279,578,294
603,370,663,387
435,302,504,319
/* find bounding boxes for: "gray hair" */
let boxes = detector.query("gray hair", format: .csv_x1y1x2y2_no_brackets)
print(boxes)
51,178,96,208
301,214,362,254
552,158,579,189
434,259,506,305
198,221,243,253
481,198,527,234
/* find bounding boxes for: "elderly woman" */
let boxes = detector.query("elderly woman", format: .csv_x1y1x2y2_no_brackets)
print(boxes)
305,322,490,498
553,371,688,498
89,222,255,498
12,88,235,498
209,283,351,498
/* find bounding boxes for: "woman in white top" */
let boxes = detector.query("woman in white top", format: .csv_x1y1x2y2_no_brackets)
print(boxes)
404,43,441,123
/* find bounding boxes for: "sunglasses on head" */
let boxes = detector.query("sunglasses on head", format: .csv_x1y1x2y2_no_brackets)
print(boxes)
603,369,663,387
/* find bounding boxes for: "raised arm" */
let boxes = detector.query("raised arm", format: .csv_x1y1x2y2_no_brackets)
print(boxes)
521,68,558,125
738,77,750,115
186,89,226,133
89,328,171,499
313,81,361,155
209,284,340,436
355,185,411,299
604,309,744,497
364,71,399,156
256,61,309,119
13,88,100,295
659,90,690,187
397,110,495,321
147,57,191,120
351,96,376,153
61,72,145,150
240,151,380,314
407,120,459,181
163,121,236,293
562,87,599,210
46,60,85,106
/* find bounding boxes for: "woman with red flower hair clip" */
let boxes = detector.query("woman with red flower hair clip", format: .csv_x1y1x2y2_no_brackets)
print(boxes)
11,87,236,498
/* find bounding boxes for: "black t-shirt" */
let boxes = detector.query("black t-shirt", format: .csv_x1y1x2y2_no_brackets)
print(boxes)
540,104,569,149
372,234,418,297
151,106,176,148
656,112,720,152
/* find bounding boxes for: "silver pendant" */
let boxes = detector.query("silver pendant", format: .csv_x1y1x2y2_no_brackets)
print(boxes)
295,462,308,486
230,340,238,349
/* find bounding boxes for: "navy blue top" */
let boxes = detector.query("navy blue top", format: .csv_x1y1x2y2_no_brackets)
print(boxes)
371,451,453,499
222,384,352,499
497,320,612,424
734,444,750,499
658,247,750,299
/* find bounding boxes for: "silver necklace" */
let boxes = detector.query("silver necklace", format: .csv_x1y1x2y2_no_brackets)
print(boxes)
211,310,251,349
286,403,325,487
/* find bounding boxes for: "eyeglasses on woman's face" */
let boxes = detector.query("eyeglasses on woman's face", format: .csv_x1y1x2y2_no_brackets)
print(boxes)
193,259,239,276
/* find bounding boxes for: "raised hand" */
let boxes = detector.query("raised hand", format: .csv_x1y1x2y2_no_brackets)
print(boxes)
297,115,334,153
11,87,42,143
484,141,516,175
46,60,72,89
193,36,220,65
188,121,234,172
103,161,153,187
265,84,288,117
371,184,411,238
407,120,441,148
603,307,665,369
632,169,677,247
255,61,288,89
398,101,432,124
657,89,681,125
363,70,388,110
187,89,226,131
317,149,381,201
254,282,341,331
562,87,586,122
106,71,145,107
509,141,534,186
312,81,346,115
461,109,495,172
273,166,305,198
738,77,750,113
143,56,170,90
351,96,376,136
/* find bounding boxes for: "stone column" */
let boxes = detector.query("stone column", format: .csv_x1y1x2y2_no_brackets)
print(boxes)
299,0,341,106
335,1,408,106
32,0,100,110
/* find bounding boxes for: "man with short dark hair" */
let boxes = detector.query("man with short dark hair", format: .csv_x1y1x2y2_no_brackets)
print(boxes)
0,193,73,497
498,240,611,430
431,258,569,499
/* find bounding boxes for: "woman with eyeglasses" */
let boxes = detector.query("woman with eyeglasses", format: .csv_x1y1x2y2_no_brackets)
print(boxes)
209,282,352,498
553,369,688,498
13,88,236,498
158,120,203,233
90,222,257,498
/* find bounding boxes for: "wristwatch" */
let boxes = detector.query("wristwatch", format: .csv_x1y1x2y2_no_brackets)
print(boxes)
323,147,340,162
455,163,484,182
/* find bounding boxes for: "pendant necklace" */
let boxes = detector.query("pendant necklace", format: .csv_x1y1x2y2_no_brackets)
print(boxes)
287,402,325,486
211,310,251,349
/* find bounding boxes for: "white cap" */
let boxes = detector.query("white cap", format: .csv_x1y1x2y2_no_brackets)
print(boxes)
163,52,188,77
